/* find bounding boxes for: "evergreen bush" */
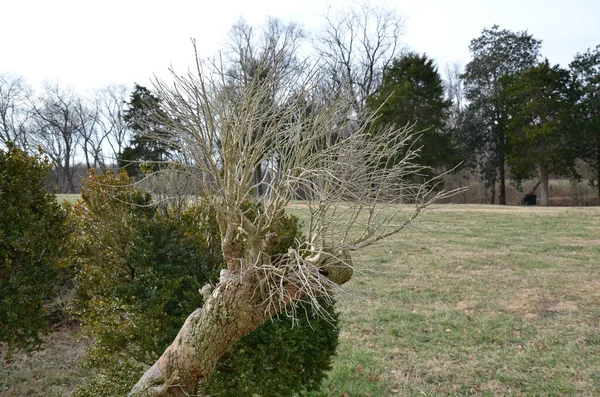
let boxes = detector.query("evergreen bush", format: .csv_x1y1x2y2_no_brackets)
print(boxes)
68,171,338,396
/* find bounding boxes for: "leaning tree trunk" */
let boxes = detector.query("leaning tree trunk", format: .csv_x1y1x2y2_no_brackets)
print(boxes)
128,275,274,397
128,218,354,397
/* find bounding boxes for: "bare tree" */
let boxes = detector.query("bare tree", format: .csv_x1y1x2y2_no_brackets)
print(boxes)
127,44,458,396
97,84,130,166
77,92,108,171
0,73,31,149
29,82,82,193
225,17,306,196
315,2,405,112
444,62,465,130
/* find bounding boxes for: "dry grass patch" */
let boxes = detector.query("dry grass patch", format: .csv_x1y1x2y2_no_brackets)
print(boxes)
0,328,90,397
506,288,579,320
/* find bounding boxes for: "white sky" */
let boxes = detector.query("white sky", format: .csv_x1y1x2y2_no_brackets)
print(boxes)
2,0,599,91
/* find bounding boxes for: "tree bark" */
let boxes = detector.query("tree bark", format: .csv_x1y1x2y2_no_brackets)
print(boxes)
489,182,496,205
540,165,549,206
597,146,600,201
128,275,273,397
499,164,506,205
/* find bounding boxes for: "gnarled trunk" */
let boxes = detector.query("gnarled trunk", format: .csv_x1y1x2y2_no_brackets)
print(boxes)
128,275,273,397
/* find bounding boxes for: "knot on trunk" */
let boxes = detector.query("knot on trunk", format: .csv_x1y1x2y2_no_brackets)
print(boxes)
318,249,353,286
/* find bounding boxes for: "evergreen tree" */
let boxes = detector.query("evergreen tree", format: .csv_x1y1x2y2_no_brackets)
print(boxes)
504,61,578,205
461,25,541,204
368,53,459,172
118,84,176,178
0,145,67,351
570,45,600,199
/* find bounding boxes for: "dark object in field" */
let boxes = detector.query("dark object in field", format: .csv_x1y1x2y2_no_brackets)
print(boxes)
522,194,537,205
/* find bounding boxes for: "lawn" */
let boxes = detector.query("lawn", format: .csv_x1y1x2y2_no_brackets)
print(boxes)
301,204,600,396
2,204,599,396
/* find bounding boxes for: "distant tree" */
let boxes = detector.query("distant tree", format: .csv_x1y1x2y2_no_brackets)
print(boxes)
29,82,83,193
444,62,465,132
224,17,305,196
118,84,175,178
367,53,459,172
504,61,577,206
0,73,31,150
570,45,600,199
461,25,541,204
96,84,130,166
0,144,67,352
315,2,405,113
77,93,107,172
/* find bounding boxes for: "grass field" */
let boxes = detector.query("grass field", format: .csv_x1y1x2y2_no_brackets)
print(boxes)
2,204,600,396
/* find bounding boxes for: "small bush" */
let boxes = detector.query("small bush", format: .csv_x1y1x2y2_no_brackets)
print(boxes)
0,145,68,352
201,299,338,396
68,172,339,396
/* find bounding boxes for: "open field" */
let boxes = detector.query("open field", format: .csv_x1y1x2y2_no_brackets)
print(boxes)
301,204,600,396
2,204,600,396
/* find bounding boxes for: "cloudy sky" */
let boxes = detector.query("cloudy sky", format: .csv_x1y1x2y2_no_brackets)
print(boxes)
2,0,598,90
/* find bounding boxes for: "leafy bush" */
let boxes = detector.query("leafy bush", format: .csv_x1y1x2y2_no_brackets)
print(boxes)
68,172,339,396
201,299,338,396
0,145,68,352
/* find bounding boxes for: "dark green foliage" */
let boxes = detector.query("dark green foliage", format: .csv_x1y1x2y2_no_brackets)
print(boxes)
0,144,67,351
460,25,542,204
200,300,338,396
570,45,600,198
368,53,459,172
504,61,578,183
118,84,177,178
68,172,339,396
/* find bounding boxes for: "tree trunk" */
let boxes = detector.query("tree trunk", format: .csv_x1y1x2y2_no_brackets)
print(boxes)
527,179,542,196
597,147,600,201
489,182,496,205
499,164,506,205
540,165,549,206
254,163,264,196
128,276,274,397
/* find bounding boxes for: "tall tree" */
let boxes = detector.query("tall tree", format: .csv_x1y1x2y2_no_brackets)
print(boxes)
127,45,456,396
97,84,131,166
315,2,405,113
444,62,465,132
118,84,175,178
570,45,600,199
224,17,306,196
77,92,107,172
367,53,458,172
29,82,83,193
461,25,541,204
504,61,577,206
0,73,31,150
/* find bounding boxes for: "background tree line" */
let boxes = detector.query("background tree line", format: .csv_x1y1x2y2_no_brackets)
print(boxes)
2,10,598,204
2,4,599,396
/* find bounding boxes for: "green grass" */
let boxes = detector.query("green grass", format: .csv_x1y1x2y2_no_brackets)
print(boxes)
56,194,81,204
300,205,600,396
2,204,599,396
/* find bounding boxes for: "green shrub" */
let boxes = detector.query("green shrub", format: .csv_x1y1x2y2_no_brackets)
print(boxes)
201,299,338,396
68,172,338,396
0,144,68,352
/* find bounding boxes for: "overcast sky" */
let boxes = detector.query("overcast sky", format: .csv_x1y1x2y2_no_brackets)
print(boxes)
2,0,598,91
